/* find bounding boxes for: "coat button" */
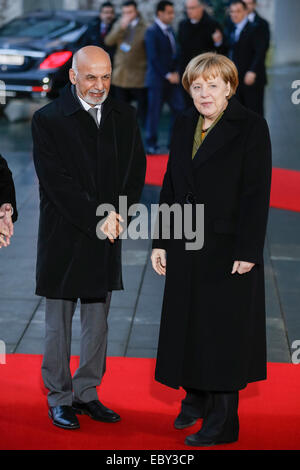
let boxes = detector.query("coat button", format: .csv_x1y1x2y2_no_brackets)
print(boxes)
185,192,195,204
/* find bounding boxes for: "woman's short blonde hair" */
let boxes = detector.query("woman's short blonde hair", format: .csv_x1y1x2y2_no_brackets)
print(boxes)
182,52,239,99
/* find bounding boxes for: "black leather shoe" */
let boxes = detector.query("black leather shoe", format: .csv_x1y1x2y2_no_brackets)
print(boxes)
185,430,238,447
48,405,80,430
184,391,239,446
174,412,198,429
72,400,121,423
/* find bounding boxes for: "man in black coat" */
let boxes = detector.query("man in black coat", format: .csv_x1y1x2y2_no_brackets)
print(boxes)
32,46,146,430
0,154,17,248
80,2,117,61
224,0,268,115
178,0,226,77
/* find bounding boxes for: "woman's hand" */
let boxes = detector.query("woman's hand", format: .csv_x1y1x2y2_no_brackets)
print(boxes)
151,249,166,276
231,260,255,275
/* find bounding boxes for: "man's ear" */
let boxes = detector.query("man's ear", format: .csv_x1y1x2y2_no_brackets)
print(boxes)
69,68,76,85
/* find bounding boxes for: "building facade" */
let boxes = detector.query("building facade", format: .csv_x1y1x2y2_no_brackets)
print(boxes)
0,0,299,65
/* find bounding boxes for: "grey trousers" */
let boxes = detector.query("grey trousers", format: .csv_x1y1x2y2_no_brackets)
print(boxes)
41,292,112,407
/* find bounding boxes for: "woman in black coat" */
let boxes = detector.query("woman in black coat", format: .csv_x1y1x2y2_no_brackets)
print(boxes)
151,52,272,447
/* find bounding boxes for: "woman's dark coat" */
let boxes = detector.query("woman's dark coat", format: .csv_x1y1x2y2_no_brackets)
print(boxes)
152,96,272,391
32,83,146,299
0,154,18,222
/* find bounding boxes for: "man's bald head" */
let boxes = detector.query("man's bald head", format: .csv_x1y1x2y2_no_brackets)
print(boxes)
71,46,111,73
69,46,112,106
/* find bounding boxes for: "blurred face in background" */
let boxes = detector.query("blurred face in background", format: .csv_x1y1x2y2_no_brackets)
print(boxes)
243,0,256,13
122,5,138,23
100,6,115,25
229,2,248,24
185,0,204,22
157,5,175,25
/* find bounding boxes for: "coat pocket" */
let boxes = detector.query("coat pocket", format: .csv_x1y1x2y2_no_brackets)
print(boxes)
213,218,237,234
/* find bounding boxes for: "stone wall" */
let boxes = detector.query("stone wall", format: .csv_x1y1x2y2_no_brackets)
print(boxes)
0,0,274,29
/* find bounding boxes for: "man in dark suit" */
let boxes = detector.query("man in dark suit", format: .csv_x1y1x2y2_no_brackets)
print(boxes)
32,46,146,431
145,0,185,154
80,2,117,61
225,0,268,115
244,0,270,49
0,154,17,248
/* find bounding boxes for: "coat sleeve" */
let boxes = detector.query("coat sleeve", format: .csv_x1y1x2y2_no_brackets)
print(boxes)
104,20,126,46
151,117,179,250
120,114,146,216
32,111,99,239
234,117,272,264
151,154,175,250
248,26,268,75
0,154,18,222
145,27,169,79
213,21,228,56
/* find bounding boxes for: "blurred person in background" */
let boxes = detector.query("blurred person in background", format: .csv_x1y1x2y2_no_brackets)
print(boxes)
224,0,268,116
145,0,185,154
80,2,117,62
105,1,147,125
0,154,17,249
178,0,225,80
244,0,270,49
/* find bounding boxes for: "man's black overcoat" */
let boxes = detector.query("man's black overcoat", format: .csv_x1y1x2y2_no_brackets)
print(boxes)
32,83,146,299
152,97,272,391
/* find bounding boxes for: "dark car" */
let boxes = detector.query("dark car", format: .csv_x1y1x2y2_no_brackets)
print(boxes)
0,9,98,102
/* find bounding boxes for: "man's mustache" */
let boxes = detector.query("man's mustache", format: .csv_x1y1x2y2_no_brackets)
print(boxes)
88,89,105,94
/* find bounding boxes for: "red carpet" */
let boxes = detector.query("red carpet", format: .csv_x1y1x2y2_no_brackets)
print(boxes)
146,155,300,213
0,355,300,450
145,154,169,187
270,167,300,213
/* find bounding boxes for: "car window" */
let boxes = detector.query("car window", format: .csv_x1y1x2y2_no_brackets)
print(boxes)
0,17,72,38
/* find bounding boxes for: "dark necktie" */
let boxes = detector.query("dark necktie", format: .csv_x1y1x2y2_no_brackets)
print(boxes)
166,26,176,56
88,107,99,127
229,25,238,60
100,23,108,38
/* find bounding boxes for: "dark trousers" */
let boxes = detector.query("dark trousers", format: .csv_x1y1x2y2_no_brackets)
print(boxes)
182,388,239,440
114,86,147,126
145,81,185,149
236,83,265,116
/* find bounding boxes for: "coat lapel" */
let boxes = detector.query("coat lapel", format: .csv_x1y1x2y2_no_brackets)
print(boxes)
191,97,247,170
58,84,120,198
191,118,239,169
